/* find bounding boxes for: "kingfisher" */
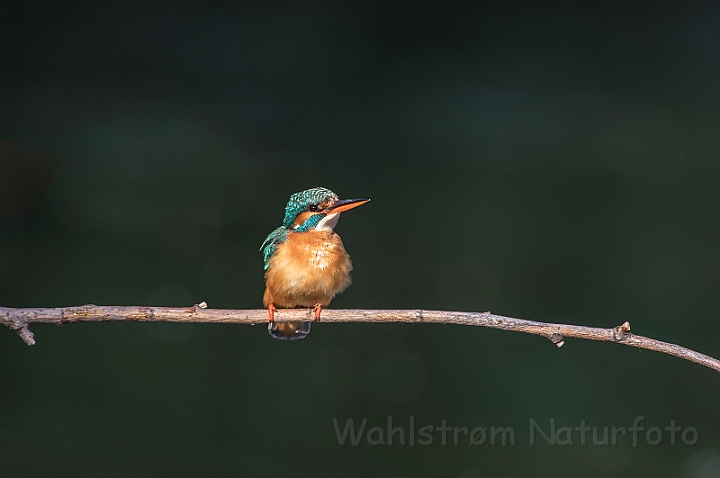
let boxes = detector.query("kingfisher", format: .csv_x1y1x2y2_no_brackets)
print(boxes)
260,187,369,340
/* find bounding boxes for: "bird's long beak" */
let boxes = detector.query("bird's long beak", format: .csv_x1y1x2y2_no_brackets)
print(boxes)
324,198,370,214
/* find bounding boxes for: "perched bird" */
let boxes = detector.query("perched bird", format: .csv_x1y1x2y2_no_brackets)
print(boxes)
260,187,369,340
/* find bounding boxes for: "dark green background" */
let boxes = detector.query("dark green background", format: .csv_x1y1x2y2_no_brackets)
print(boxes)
1,1,719,477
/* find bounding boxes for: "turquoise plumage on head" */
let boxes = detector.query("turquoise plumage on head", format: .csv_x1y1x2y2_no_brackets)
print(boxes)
260,187,339,270
281,187,338,227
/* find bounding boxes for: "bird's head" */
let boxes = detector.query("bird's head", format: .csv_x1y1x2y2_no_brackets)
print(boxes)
283,187,369,232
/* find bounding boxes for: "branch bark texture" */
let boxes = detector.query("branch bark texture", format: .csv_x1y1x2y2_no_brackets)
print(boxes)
2,304,719,373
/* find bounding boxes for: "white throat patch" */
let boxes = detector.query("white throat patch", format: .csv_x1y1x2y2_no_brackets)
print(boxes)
315,212,340,231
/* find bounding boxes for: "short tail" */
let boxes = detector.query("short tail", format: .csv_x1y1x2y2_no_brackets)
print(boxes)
268,321,311,340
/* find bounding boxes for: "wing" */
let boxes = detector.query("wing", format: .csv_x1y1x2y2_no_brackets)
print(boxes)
260,226,289,270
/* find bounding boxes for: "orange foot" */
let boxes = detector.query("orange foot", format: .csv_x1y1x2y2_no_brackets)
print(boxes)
267,304,277,323
313,304,322,322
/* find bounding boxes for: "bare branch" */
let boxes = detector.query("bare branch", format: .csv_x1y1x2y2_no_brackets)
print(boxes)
2,304,719,373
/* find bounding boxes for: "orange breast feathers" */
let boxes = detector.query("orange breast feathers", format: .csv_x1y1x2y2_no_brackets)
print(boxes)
263,230,353,308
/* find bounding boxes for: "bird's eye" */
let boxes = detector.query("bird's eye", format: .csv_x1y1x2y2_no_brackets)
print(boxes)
308,204,319,212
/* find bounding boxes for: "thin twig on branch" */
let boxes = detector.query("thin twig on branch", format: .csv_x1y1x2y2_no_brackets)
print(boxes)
2,304,719,373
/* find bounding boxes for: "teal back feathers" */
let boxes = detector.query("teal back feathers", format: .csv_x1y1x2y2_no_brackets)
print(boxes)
260,227,289,269
260,187,338,270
